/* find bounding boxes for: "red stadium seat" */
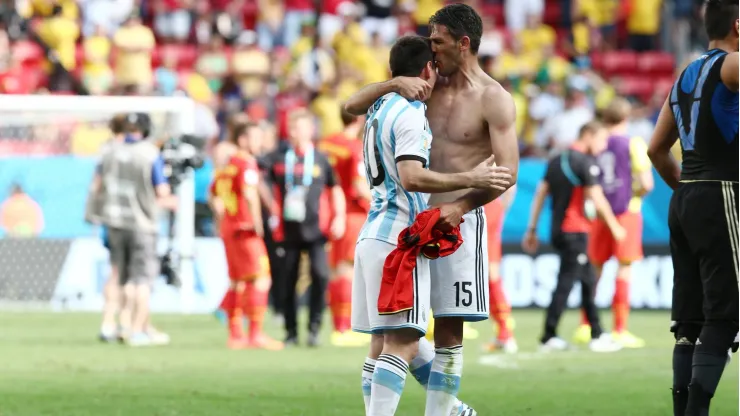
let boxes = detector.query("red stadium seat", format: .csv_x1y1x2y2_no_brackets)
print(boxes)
177,69,193,88
13,41,44,65
153,44,198,70
75,44,84,67
613,75,653,102
480,3,504,23
637,51,675,76
590,51,604,72
600,50,638,76
654,76,675,99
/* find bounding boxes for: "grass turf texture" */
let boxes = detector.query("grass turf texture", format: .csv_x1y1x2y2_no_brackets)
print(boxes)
0,310,737,416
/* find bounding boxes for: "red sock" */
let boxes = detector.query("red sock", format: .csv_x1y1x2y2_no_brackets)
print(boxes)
226,286,245,339
244,280,270,340
328,278,352,333
613,279,630,333
488,279,512,341
580,309,590,327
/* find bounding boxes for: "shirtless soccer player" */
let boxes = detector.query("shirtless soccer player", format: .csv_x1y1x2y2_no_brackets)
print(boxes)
346,4,519,415
350,35,510,416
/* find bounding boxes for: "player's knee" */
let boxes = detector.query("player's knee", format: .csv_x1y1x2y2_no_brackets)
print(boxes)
369,334,384,359
672,321,702,344
488,263,500,280
616,263,631,279
699,321,739,353
383,328,420,362
433,317,464,348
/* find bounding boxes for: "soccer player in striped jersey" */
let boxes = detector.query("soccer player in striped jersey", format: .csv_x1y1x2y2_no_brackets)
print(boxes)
351,35,511,416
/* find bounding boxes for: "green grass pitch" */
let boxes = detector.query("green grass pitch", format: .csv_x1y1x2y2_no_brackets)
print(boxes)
0,310,737,415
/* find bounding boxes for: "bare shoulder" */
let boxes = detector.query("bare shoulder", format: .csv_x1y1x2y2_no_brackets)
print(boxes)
480,81,515,123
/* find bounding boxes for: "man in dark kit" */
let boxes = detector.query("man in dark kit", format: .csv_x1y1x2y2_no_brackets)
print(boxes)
648,1,739,414
262,108,347,347
522,121,625,353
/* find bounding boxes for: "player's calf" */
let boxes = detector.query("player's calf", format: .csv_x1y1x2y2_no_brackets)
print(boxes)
685,321,739,416
368,328,419,416
672,322,700,416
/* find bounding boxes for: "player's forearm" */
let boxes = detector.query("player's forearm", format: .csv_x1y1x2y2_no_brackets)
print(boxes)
331,186,347,220
402,169,475,194
588,187,621,231
648,151,680,190
246,190,263,229
257,181,275,212
344,80,398,115
526,185,548,230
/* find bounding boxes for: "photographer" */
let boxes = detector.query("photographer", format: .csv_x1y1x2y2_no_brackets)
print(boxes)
88,113,177,347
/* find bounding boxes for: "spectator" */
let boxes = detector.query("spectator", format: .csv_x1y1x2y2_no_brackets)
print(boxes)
0,184,44,238
213,1,245,43
368,31,390,70
193,0,213,45
536,44,572,83
310,82,343,138
275,74,309,141
82,25,113,95
80,0,133,37
505,0,543,33
154,49,180,96
478,15,504,58
360,0,398,45
627,99,656,141
283,0,315,48
565,12,596,59
627,0,663,52
537,84,594,153
493,37,538,80
319,0,355,45
290,20,317,61
37,4,79,91
153,0,192,43
195,35,229,92
295,41,336,93
501,77,530,142
529,79,566,132
412,0,444,36
113,13,155,93
256,0,285,51
0,26,9,71
575,0,618,50
262,109,346,347
232,30,270,100
520,12,556,55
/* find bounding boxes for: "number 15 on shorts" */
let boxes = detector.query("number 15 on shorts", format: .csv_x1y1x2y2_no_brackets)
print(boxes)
454,282,473,307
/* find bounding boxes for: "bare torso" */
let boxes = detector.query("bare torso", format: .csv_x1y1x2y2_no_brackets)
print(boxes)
425,74,502,204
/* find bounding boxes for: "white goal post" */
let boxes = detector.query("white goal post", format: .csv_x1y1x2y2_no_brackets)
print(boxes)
0,94,200,313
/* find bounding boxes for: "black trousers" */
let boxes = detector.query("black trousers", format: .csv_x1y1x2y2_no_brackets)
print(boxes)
670,181,739,328
542,232,603,342
283,239,330,338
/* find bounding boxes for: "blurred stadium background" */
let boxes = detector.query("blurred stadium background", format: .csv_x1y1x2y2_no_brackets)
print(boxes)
0,0,737,414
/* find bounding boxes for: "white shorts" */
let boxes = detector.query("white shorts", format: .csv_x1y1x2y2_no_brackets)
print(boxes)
351,239,431,335
430,207,489,321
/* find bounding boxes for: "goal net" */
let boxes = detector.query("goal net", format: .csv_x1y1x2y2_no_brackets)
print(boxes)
0,94,205,313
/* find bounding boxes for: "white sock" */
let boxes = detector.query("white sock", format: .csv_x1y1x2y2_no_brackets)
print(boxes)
369,354,409,416
424,345,463,416
362,357,376,414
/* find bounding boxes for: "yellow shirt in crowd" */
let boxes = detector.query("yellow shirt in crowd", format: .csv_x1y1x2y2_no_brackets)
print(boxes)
543,56,572,82
83,35,111,76
232,49,270,99
520,25,556,55
627,0,662,35
311,93,344,138
37,16,79,70
113,25,155,87
412,0,443,25
23,0,78,19
494,52,539,79
579,0,619,27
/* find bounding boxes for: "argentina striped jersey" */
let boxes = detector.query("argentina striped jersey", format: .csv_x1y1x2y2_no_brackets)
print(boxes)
358,92,433,246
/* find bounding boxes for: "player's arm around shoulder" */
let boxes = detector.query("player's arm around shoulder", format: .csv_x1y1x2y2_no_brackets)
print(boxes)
343,77,432,115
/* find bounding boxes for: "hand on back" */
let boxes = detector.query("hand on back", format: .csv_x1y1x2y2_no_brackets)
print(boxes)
394,77,432,102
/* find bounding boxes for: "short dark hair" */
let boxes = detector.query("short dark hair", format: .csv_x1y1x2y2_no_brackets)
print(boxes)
109,114,128,135
705,0,738,40
389,36,433,78
429,3,483,54
579,120,604,138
